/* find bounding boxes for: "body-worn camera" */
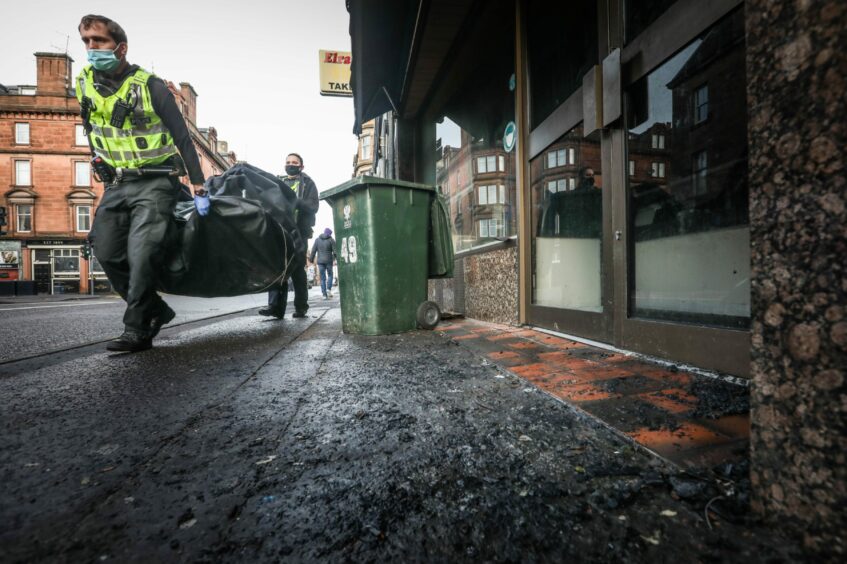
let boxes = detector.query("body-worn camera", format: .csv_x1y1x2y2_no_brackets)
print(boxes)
110,99,132,128
80,97,93,126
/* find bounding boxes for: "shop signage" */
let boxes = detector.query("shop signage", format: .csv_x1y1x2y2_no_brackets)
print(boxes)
25,239,81,247
0,240,21,268
319,50,353,97
503,121,517,153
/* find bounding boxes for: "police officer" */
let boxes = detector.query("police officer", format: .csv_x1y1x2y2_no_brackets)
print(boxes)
76,14,209,352
259,153,319,318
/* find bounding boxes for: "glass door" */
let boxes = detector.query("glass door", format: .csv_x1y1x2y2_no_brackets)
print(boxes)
611,0,750,375
32,249,52,295
523,0,612,341
520,0,750,375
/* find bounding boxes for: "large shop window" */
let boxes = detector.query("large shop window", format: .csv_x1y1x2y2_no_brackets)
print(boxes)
433,1,515,254
626,9,749,328
625,0,680,43
527,0,598,128
531,124,603,311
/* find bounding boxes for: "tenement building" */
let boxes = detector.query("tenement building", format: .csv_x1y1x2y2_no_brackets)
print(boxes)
347,0,846,555
0,53,236,295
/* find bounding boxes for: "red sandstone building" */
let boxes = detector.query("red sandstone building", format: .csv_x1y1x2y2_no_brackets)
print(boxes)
0,53,236,295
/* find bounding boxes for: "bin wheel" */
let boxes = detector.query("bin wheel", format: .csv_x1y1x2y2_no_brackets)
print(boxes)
417,301,441,330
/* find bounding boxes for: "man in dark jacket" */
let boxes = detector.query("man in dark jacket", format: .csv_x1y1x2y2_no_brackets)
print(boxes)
259,153,319,318
310,228,337,299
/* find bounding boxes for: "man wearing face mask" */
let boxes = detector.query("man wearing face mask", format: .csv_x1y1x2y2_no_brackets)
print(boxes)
259,153,319,319
76,14,208,352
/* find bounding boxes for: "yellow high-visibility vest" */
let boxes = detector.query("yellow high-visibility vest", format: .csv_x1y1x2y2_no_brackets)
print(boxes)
75,65,177,169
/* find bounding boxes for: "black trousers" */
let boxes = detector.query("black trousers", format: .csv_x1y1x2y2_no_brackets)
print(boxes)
90,176,175,335
268,257,308,314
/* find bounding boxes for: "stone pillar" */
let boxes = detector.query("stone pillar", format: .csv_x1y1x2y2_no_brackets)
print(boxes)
746,0,846,556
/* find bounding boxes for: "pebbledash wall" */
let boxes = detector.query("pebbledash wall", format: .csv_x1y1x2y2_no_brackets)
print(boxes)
429,245,519,325
747,0,846,555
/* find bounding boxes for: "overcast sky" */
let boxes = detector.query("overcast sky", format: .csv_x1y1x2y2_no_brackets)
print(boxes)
0,0,356,241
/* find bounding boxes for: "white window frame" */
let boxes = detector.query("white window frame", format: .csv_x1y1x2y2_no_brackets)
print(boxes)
15,122,30,145
361,134,372,160
74,161,90,187
477,156,488,173
75,124,88,146
568,148,575,165
546,149,569,169
651,162,666,178
52,248,80,274
629,160,636,176
693,151,708,195
498,155,505,171
14,160,31,186
478,217,504,238
76,205,92,232
16,204,32,233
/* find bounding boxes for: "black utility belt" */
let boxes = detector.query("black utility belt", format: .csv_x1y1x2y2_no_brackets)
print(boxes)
114,166,180,183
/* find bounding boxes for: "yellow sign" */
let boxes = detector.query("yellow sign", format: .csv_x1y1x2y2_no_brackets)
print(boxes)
319,50,352,97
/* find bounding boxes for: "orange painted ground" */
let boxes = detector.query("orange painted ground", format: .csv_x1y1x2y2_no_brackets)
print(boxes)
439,319,749,469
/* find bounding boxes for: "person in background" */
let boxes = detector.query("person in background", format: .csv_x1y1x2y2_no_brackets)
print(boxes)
259,153,319,318
309,228,337,299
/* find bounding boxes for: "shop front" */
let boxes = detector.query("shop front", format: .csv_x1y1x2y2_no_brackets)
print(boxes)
521,0,749,376
25,239,108,295
350,0,750,376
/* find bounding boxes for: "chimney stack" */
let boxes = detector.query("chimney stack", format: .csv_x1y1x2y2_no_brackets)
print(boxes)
35,52,73,95
179,82,198,125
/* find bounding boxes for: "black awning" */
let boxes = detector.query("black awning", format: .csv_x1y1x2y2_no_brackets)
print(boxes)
348,0,419,134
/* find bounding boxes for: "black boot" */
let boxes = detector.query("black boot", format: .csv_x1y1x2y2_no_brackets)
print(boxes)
258,306,285,319
149,303,176,339
107,331,153,352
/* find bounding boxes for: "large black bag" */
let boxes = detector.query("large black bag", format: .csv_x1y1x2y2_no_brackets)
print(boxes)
158,163,305,297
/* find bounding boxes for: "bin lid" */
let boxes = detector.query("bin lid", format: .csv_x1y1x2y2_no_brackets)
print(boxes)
320,175,435,201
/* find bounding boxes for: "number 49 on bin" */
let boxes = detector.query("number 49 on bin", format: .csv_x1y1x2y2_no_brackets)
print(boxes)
340,236,358,263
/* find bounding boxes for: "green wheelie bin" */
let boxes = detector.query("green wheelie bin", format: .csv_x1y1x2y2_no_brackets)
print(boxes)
321,176,453,335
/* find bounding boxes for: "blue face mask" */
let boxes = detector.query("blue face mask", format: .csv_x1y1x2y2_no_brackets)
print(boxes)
87,45,122,72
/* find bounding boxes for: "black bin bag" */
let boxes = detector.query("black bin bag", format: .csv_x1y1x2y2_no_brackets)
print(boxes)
158,163,306,297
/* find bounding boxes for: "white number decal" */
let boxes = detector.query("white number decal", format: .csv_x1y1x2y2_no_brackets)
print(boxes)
348,236,357,263
340,236,358,263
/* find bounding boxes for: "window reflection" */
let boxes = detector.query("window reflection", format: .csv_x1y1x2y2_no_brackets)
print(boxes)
527,0,598,128
625,0,679,43
531,124,603,311
626,9,749,328
436,119,516,252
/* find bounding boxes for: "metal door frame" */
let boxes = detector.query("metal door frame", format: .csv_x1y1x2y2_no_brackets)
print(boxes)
518,0,614,344
519,0,751,376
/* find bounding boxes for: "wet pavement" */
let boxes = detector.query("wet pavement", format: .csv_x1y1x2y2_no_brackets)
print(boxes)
0,294,267,362
0,297,803,562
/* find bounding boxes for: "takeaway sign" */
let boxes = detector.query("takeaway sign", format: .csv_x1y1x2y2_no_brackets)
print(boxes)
319,50,352,97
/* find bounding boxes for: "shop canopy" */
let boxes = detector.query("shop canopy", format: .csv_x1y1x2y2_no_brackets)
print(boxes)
347,0,475,134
